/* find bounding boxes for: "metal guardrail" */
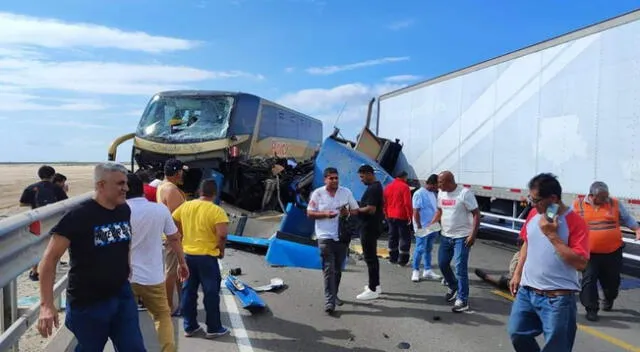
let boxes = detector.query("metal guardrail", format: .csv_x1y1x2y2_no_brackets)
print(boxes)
479,212,640,261
0,192,94,351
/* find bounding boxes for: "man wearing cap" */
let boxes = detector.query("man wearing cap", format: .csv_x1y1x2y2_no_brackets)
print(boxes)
157,158,188,315
573,181,640,321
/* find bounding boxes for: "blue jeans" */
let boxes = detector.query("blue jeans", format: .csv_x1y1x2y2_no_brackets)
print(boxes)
438,236,470,302
412,231,439,271
181,254,223,334
65,283,146,352
507,286,577,352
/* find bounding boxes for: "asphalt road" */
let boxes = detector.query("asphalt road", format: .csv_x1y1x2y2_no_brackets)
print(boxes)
107,237,640,352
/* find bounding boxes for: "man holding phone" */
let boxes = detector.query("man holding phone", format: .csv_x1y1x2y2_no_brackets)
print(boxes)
507,173,589,352
307,167,360,314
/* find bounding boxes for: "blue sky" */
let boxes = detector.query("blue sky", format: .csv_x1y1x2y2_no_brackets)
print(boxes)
0,0,638,162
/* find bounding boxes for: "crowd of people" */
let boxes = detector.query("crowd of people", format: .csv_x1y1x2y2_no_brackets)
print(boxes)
15,159,639,351
307,166,640,351
32,160,230,352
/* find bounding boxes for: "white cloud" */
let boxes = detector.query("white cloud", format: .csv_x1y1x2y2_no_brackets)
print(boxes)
0,59,263,96
388,19,415,31
284,67,296,73
305,56,410,75
0,12,200,53
277,82,407,134
16,120,113,129
0,91,107,111
384,75,421,83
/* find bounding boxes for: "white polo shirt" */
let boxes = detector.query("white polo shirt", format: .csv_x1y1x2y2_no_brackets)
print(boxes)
307,186,359,240
126,197,179,285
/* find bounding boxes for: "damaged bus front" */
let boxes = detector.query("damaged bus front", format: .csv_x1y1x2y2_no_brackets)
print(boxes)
108,90,323,211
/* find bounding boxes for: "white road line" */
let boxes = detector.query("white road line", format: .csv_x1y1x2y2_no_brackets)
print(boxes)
218,260,254,352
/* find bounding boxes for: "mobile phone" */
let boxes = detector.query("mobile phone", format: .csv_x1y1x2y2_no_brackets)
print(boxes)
545,203,559,221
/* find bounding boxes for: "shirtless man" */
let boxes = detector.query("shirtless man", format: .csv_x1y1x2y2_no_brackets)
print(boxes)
157,158,188,315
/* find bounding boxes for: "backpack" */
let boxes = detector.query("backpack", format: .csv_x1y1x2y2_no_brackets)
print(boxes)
32,182,59,208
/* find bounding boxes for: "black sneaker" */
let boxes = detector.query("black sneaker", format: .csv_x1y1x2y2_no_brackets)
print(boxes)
452,300,469,313
601,300,613,312
28,271,39,282
325,304,335,314
586,311,599,321
336,298,344,306
445,289,458,303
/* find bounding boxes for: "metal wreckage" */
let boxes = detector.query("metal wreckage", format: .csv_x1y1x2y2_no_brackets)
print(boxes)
108,91,401,311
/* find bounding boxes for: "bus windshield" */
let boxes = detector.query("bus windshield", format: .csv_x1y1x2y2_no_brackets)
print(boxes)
136,95,234,143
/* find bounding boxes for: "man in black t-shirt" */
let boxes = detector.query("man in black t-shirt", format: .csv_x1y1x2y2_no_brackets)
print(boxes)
354,164,384,301
19,165,68,281
36,162,146,351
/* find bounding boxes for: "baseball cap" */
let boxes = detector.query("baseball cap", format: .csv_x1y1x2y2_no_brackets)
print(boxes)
164,158,188,175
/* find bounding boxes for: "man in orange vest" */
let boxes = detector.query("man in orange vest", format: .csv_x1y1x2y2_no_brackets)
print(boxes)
573,181,640,322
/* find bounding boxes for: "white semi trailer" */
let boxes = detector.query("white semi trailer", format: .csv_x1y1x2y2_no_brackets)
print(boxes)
375,9,640,262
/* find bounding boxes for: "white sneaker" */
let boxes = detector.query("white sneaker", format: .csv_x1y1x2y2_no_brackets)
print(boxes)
411,270,420,282
441,278,448,286
364,284,382,294
356,286,380,301
422,270,442,280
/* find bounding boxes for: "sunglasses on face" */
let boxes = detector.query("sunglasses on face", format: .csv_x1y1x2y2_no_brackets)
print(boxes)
527,195,543,204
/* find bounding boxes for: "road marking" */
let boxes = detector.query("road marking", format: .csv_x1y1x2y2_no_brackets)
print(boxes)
349,244,390,259
491,290,640,352
219,260,254,352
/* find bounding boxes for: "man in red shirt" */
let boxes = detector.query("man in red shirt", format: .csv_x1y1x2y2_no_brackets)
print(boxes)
383,171,413,266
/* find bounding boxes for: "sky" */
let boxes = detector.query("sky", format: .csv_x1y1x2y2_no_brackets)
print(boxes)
0,0,638,162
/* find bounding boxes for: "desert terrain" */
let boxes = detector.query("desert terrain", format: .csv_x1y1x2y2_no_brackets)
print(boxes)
0,163,96,351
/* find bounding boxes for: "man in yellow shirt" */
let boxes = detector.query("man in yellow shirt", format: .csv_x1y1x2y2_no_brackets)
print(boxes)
172,178,230,339
157,158,187,314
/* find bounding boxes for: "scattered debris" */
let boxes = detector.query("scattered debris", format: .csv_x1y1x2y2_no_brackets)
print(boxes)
383,333,389,339
397,342,411,349
229,267,242,276
224,275,266,313
253,277,286,292
432,315,441,321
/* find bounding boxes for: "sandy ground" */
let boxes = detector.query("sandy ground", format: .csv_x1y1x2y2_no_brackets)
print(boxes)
0,164,96,351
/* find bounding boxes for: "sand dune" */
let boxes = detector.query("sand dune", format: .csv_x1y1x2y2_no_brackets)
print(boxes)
1,164,101,217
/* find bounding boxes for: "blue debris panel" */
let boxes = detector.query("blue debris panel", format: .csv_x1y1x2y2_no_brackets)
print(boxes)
227,234,271,248
229,136,395,270
224,275,267,313
312,137,394,200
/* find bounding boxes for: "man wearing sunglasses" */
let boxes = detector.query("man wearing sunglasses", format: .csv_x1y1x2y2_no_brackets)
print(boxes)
307,167,360,314
572,181,640,322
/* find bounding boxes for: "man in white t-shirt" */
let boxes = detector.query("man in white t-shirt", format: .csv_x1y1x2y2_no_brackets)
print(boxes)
307,167,360,314
126,173,189,352
430,171,480,313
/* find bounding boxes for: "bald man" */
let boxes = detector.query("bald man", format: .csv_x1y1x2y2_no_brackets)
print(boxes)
430,171,480,313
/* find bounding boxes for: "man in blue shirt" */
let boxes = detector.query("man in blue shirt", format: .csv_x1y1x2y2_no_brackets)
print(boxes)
411,174,442,282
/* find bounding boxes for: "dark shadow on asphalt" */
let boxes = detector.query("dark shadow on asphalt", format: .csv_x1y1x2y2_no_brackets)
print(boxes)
195,307,386,351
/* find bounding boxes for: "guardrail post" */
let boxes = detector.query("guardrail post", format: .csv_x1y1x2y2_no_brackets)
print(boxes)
1,280,19,352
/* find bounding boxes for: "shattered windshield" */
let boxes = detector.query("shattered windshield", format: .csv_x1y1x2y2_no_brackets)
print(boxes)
136,95,234,143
